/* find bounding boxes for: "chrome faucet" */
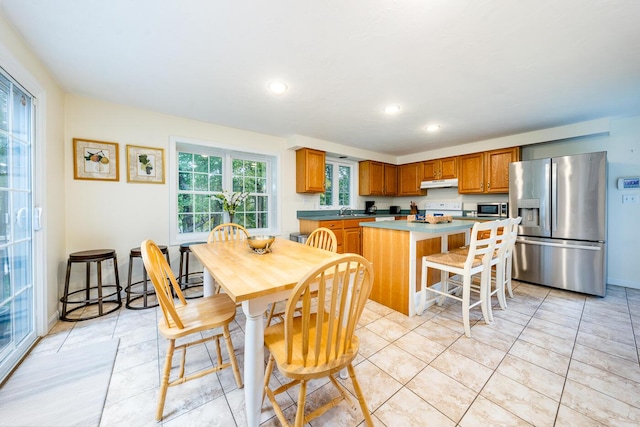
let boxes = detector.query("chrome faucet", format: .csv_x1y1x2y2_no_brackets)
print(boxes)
339,206,352,216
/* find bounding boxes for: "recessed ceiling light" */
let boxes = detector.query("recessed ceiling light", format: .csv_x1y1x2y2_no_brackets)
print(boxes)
425,124,441,132
384,105,401,114
267,80,288,95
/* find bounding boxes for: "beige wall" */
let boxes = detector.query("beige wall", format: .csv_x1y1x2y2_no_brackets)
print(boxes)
0,9,66,328
64,95,310,278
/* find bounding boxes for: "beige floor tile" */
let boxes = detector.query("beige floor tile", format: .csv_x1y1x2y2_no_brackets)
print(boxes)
353,326,392,358
365,316,411,342
469,322,518,352
567,360,640,408
526,316,578,341
561,379,640,426
496,354,565,401
449,336,507,369
578,320,635,347
339,359,403,413
406,366,477,422
537,300,583,320
365,300,396,316
508,340,571,376
384,310,430,330
100,388,159,427
490,305,533,325
481,373,558,426
576,330,639,362
392,331,447,364
162,394,238,427
533,307,581,329
519,326,574,357
374,387,455,427
571,343,640,383
358,306,382,327
459,395,532,427
480,315,527,338
555,404,605,427
430,348,493,392
413,319,463,347
368,343,427,384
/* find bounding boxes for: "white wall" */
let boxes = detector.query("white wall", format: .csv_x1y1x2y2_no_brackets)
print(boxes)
0,10,66,329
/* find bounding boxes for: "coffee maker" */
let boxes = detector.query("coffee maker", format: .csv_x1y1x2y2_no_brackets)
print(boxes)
365,201,377,215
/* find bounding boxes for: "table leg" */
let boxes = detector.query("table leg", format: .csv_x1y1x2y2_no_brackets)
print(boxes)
203,270,215,297
243,299,268,427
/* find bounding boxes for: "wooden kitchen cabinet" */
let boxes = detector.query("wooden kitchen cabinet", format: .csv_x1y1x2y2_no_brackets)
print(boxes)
384,164,398,195
422,156,458,181
296,148,326,193
359,160,385,195
359,161,398,196
299,217,375,255
458,147,519,194
398,162,426,196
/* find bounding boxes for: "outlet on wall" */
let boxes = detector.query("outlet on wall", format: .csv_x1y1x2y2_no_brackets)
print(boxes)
622,194,638,204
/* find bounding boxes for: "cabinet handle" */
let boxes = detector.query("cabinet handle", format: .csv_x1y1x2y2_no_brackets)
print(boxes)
488,182,491,189
480,182,483,190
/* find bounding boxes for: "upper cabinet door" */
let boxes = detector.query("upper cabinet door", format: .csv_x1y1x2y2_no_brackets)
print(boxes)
439,156,458,179
422,160,438,181
458,152,485,193
485,147,520,193
398,162,425,196
384,164,398,196
296,148,326,193
359,160,385,195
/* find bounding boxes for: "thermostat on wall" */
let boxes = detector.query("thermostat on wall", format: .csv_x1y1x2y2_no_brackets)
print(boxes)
617,177,640,190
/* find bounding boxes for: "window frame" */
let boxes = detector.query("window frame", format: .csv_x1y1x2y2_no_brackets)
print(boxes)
320,157,356,209
169,137,279,245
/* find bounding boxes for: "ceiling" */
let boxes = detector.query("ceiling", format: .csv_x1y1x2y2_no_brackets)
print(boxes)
2,1,640,157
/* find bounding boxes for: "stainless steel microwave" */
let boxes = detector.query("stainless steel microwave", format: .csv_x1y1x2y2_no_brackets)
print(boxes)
476,202,508,217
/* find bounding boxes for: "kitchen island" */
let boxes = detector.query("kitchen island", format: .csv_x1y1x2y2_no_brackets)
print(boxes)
361,220,473,316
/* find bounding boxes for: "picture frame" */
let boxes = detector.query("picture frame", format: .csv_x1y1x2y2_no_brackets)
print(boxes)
126,145,165,184
73,138,119,181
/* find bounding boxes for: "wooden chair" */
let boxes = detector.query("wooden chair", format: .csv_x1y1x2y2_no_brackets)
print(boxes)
207,223,249,294
140,239,243,421
207,222,249,243
263,254,374,427
265,227,338,326
416,220,498,337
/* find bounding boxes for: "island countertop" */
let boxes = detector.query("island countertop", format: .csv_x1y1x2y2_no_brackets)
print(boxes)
360,219,475,233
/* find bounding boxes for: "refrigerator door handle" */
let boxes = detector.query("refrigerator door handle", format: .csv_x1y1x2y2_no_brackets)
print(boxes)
516,238,602,251
551,160,557,233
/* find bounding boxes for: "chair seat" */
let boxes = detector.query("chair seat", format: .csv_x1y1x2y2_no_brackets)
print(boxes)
264,314,359,380
158,293,237,339
424,251,482,269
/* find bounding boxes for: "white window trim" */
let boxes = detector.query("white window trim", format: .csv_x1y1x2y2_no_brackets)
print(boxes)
320,157,356,209
168,136,280,245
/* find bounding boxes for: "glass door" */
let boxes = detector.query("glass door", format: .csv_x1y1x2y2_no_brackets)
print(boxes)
0,70,36,382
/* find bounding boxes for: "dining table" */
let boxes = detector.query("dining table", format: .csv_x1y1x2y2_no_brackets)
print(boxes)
189,237,342,427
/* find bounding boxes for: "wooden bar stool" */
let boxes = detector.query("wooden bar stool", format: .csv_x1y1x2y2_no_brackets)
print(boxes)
126,245,170,309
60,249,121,321
178,241,205,299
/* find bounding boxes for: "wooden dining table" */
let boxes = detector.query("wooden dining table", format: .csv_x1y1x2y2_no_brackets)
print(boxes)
190,237,341,427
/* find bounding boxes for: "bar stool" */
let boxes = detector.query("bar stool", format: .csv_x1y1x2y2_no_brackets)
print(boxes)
60,249,121,321
126,245,170,309
178,241,205,299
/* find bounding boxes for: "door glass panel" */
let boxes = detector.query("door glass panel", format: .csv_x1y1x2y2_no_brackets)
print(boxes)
0,68,35,383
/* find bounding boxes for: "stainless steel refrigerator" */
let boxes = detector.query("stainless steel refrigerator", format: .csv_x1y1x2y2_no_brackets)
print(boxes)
509,151,607,296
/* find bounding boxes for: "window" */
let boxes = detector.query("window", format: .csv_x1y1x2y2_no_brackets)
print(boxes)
320,158,354,208
170,139,278,243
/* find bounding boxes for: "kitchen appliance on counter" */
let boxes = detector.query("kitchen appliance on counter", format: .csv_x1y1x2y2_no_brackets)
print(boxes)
389,206,401,214
365,201,377,215
509,151,607,296
476,202,508,217
424,201,463,217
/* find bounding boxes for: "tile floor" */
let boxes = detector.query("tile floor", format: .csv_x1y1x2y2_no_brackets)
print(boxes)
17,281,640,426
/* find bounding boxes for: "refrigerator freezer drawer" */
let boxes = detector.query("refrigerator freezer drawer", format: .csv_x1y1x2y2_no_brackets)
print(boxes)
513,238,606,297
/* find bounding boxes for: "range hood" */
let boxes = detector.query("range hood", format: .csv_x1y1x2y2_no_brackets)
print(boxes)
420,178,459,189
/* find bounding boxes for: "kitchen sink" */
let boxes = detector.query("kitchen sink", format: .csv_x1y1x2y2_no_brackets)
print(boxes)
339,213,370,217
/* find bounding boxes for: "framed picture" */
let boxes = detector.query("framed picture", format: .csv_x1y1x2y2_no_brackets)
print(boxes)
73,138,119,181
126,145,165,184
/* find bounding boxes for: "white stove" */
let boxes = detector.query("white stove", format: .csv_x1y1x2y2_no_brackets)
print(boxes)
424,201,463,216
